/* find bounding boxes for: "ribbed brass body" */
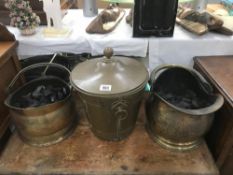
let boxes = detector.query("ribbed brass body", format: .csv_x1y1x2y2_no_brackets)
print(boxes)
5,63,76,147
8,96,76,147
5,77,76,147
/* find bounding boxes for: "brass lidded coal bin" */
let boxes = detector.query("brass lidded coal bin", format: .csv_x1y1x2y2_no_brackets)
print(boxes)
71,48,149,141
146,65,224,151
5,63,76,147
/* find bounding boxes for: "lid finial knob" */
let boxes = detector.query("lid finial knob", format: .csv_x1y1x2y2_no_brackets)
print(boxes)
104,47,113,59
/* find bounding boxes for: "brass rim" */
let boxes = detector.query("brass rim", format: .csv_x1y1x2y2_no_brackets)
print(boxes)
145,124,203,151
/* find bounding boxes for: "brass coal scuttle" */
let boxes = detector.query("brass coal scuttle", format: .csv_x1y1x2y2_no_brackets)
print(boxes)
71,48,149,141
145,65,224,151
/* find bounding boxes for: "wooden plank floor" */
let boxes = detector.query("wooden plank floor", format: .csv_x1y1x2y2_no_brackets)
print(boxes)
0,102,219,175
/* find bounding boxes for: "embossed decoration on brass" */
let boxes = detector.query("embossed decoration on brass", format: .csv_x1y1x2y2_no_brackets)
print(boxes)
5,63,76,147
146,65,224,151
71,47,149,141
111,98,129,138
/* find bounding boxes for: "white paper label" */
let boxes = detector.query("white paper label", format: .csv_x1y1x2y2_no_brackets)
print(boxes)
100,84,112,92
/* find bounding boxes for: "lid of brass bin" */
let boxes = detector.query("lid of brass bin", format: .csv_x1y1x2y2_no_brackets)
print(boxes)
71,48,149,96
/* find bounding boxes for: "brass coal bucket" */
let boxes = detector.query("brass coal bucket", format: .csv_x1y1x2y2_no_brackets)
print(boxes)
5,63,76,147
146,65,224,151
71,48,149,141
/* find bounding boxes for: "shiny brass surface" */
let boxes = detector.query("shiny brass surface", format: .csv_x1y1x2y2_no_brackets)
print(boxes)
71,48,149,140
5,63,76,147
146,124,204,151
146,65,224,151
71,48,149,96
79,89,144,141
8,97,76,147
146,95,213,151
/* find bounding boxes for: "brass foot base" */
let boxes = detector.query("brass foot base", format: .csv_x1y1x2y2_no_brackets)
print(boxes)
146,124,203,151
17,115,77,147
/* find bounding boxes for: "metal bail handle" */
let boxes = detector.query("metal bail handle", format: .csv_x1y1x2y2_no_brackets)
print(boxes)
150,64,213,93
7,62,71,94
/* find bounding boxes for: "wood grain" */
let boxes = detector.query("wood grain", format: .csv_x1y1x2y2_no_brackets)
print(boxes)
194,56,233,107
194,56,233,175
0,41,21,148
0,101,219,175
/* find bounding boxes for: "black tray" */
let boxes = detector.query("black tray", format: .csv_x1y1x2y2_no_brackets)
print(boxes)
133,0,178,37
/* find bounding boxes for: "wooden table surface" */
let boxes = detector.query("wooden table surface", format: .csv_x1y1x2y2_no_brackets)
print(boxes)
194,56,233,107
194,56,233,175
0,101,219,175
0,42,17,59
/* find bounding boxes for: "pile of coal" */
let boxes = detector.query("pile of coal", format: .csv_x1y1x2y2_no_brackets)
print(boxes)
13,85,69,108
157,89,212,109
